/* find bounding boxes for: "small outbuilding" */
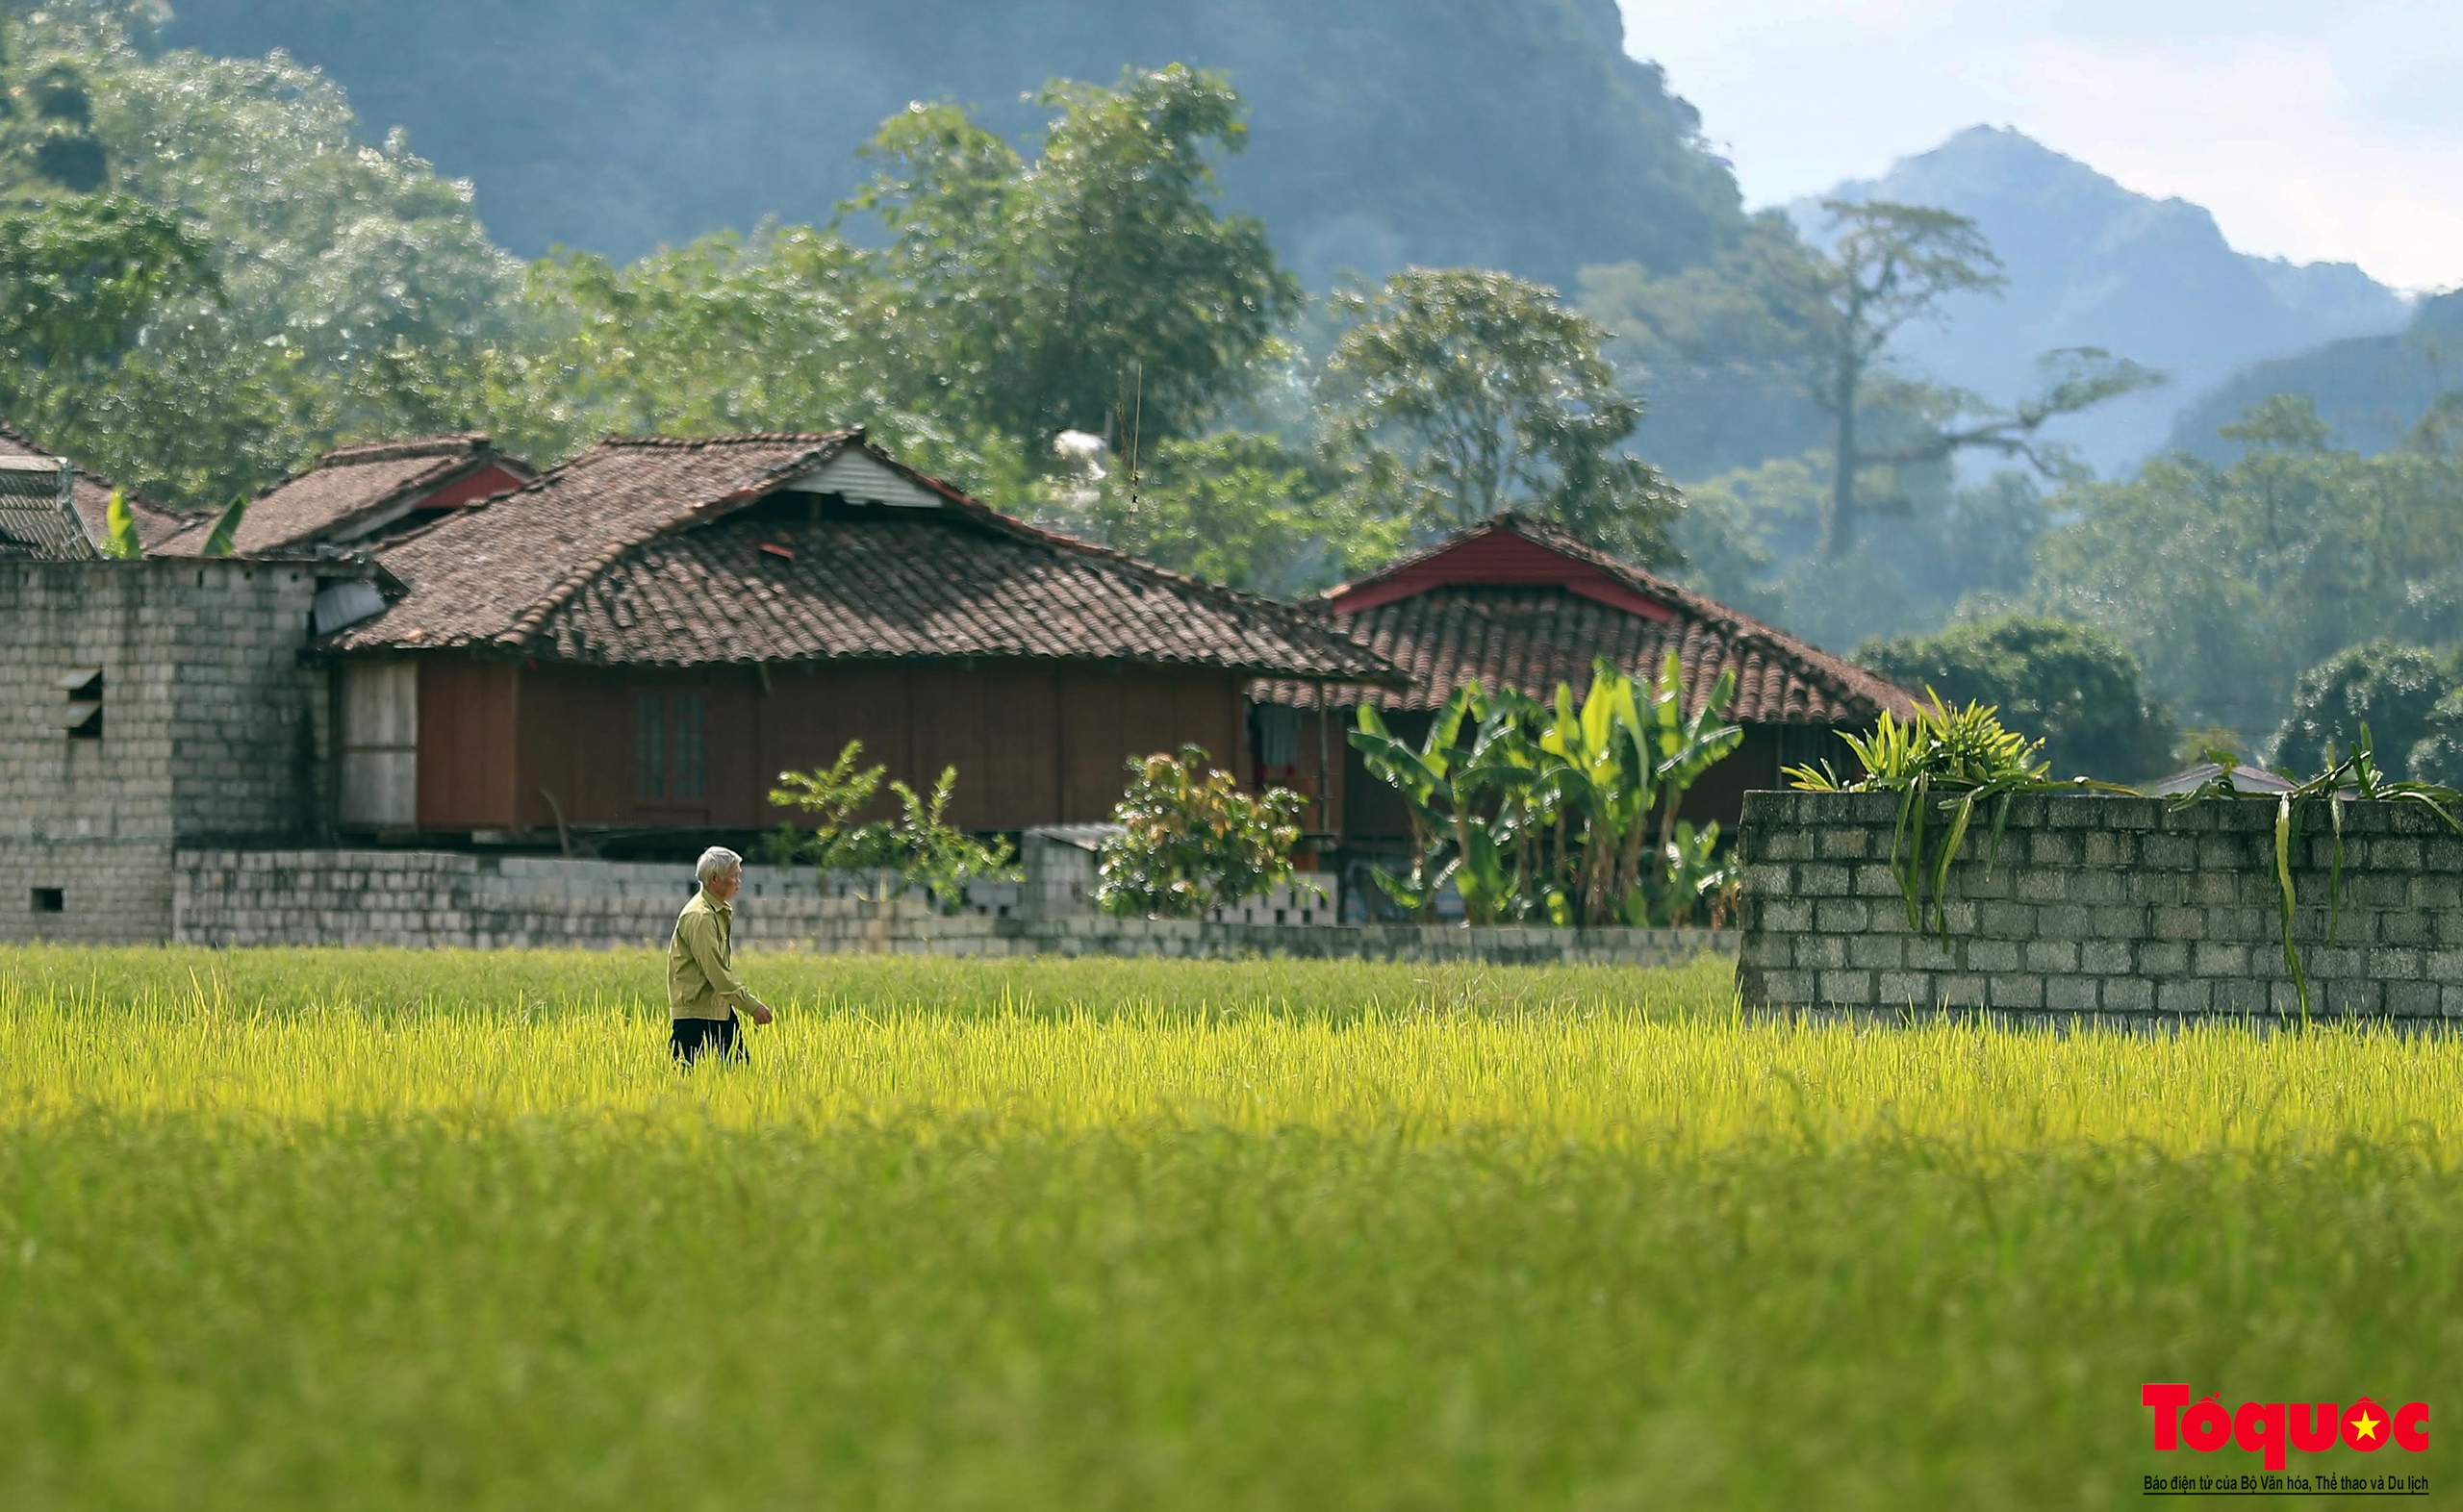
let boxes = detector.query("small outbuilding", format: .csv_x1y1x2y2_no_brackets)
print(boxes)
0,421,190,554
156,433,535,557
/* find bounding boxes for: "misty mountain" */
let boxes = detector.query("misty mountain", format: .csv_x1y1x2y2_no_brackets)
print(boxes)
2167,290,2463,461
162,0,1747,291
1797,127,2409,477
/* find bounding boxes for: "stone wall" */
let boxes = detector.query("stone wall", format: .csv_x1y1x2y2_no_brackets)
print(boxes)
0,561,339,945
1736,790,2463,1021
173,849,1730,965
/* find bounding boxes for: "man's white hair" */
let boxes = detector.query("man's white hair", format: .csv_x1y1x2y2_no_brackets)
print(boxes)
696,846,744,886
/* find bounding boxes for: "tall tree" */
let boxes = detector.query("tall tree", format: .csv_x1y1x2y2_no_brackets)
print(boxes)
1799,200,2159,557
1052,430,1408,598
851,64,1297,453
1317,266,1679,562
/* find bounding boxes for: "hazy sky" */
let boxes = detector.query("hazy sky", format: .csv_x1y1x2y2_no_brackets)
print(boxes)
1619,0,2463,290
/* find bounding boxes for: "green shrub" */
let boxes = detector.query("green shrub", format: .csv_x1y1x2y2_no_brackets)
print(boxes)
1857,615,2175,781
765,741,1016,914
1098,745,1307,919
2267,641,2456,778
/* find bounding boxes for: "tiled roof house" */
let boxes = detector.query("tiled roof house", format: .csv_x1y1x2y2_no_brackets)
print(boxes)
0,421,191,554
321,430,1400,840
156,434,534,557
1248,511,1918,852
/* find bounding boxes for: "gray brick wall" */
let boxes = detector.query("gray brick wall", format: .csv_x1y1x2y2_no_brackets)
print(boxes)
0,561,331,943
1737,790,2463,1021
173,849,1733,965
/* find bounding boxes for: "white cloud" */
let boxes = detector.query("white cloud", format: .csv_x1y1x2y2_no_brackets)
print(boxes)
1619,0,2463,289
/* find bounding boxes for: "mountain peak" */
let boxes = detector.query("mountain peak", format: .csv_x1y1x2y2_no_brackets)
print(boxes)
1790,126,2408,476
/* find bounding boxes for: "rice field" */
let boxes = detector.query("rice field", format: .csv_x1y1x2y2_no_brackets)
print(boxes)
1,947,2453,1509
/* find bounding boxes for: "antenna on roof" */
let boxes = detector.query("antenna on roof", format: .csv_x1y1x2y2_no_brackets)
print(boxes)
1126,360,1144,510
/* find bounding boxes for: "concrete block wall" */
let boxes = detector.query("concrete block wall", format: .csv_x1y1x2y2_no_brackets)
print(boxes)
173,849,1731,966
0,561,334,944
1736,790,2463,1021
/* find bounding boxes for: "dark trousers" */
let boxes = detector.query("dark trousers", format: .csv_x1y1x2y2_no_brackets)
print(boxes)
670,1013,743,1066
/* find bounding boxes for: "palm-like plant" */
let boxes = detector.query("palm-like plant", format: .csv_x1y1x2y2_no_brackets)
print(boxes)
1788,693,2127,941
1353,655,1740,927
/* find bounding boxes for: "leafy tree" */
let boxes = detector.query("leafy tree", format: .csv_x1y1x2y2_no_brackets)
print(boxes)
851,65,1296,453
1665,451,2056,655
1052,431,1407,597
2031,396,2463,747
1586,202,2157,557
1098,745,1307,919
0,192,213,370
1577,212,1838,480
0,9,521,504
3,57,111,192
2406,691,2463,787
1857,616,2178,782
2265,642,2455,778
463,225,1001,479
1796,201,2159,558
1318,266,1679,561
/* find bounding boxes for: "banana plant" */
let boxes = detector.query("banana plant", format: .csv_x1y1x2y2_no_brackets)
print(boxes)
1352,685,1480,920
1654,819,1736,927
100,489,142,559
1641,650,1743,860
199,494,248,558
1352,658,1751,927
1354,683,1541,923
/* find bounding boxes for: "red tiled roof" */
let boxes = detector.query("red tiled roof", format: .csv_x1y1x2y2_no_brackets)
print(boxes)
154,434,529,557
327,432,1402,683
1255,513,1919,726
0,420,192,552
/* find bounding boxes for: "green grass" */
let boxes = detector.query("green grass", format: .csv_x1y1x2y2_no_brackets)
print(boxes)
0,947,2454,1509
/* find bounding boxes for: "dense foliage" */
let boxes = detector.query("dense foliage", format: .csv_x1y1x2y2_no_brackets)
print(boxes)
1319,267,1681,562
2030,396,2463,748
0,8,518,504
2265,642,2458,779
1859,616,2177,782
763,742,1019,914
1351,656,1741,927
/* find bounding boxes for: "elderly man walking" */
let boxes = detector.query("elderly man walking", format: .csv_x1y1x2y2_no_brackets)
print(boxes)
669,846,775,1065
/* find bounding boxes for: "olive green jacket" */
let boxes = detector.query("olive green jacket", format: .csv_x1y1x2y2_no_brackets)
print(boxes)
668,890,764,1021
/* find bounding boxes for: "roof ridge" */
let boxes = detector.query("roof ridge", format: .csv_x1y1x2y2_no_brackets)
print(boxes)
600,429,859,450
316,434,492,467
849,441,1405,677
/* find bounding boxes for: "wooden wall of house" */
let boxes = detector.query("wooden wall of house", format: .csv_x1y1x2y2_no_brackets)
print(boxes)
417,658,520,829
390,655,1251,836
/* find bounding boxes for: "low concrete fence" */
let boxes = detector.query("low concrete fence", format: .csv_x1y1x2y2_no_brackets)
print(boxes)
172,849,1731,966
1736,790,2463,1021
